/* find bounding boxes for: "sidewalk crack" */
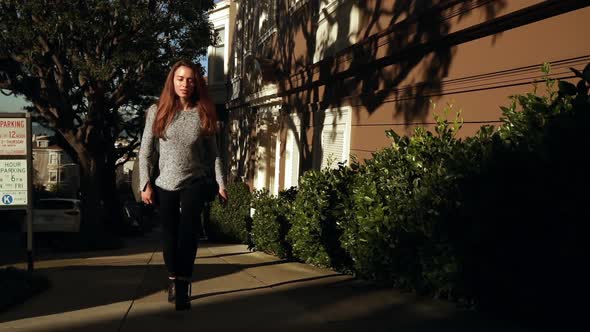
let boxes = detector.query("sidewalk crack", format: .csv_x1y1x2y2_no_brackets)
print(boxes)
116,245,158,332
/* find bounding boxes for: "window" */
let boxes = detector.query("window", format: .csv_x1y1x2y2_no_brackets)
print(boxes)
321,129,345,168
49,153,59,165
258,0,276,43
49,170,58,182
313,0,361,63
233,20,243,78
254,107,281,194
37,140,48,148
314,107,352,170
255,130,278,193
209,27,225,83
288,0,308,13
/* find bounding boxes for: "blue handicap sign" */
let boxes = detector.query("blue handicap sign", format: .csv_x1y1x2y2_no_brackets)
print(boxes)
2,194,14,205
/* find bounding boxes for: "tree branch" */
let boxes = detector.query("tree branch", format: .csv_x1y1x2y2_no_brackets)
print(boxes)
33,103,59,125
115,139,141,167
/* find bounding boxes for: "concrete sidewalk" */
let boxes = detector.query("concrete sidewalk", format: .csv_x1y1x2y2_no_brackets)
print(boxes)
0,230,534,332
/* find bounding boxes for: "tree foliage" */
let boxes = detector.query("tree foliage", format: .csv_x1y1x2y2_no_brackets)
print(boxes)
1,0,214,152
0,0,215,230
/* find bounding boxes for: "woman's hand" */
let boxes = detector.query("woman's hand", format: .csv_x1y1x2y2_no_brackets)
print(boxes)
141,183,155,205
218,187,228,204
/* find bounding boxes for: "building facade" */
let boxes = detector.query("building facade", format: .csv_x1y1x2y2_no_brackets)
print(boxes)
207,0,236,180
208,0,233,105
224,0,590,193
32,135,80,197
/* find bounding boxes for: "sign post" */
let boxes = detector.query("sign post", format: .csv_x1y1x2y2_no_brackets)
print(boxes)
0,113,34,272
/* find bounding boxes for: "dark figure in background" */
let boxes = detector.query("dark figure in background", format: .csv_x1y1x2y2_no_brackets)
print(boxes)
139,60,228,311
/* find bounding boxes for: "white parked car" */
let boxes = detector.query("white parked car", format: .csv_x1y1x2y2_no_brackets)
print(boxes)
24,198,82,233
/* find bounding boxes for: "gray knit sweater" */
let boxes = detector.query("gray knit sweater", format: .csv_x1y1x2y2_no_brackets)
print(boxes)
139,104,225,192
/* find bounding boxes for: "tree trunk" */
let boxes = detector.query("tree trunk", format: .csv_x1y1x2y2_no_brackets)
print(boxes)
76,148,105,236
102,151,124,233
60,127,125,247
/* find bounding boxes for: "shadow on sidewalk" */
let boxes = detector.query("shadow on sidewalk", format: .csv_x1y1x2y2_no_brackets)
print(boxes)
0,268,535,332
197,251,254,259
1,228,180,268
0,257,289,324
188,274,342,301
0,237,548,332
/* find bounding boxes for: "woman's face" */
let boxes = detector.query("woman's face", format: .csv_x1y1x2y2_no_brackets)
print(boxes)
173,65,195,99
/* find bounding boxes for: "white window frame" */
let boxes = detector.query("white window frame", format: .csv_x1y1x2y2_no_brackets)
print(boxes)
208,1,230,83
313,0,361,63
209,27,226,83
288,0,309,14
258,0,277,45
49,152,59,165
48,170,58,183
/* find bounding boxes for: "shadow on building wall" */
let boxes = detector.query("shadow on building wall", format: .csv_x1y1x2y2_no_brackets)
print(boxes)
272,0,507,172
226,0,513,182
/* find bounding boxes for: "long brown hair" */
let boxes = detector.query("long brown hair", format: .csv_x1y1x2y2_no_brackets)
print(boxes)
152,60,217,138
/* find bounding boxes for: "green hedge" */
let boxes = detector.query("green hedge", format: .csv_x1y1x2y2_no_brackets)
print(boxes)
444,64,590,318
216,63,588,324
209,182,252,244
250,187,296,259
288,165,354,272
341,118,465,292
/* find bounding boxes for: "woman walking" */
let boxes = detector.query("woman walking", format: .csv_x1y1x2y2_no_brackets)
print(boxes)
139,60,228,311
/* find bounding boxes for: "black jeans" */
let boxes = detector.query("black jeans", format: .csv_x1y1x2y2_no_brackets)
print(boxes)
157,180,205,279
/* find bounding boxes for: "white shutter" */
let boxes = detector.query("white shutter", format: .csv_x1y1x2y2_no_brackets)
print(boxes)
318,107,352,169
284,120,300,189
321,129,345,168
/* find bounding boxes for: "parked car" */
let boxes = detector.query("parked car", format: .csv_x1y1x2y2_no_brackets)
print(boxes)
21,198,81,233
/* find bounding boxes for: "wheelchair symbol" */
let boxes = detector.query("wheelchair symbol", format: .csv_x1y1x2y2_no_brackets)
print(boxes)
1,194,14,205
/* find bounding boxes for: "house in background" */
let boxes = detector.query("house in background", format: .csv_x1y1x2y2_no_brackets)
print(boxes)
224,0,590,194
208,0,232,108
206,0,235,182
32,135,80,198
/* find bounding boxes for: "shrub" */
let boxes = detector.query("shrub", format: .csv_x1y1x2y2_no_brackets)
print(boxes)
288,164,354,272
209,182,252,244
206,62,589,325
447,63,590,320
340,105,467,294
250,187,297,258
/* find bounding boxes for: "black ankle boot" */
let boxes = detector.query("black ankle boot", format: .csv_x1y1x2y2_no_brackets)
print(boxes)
167,279,175,303
174,279,191,311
